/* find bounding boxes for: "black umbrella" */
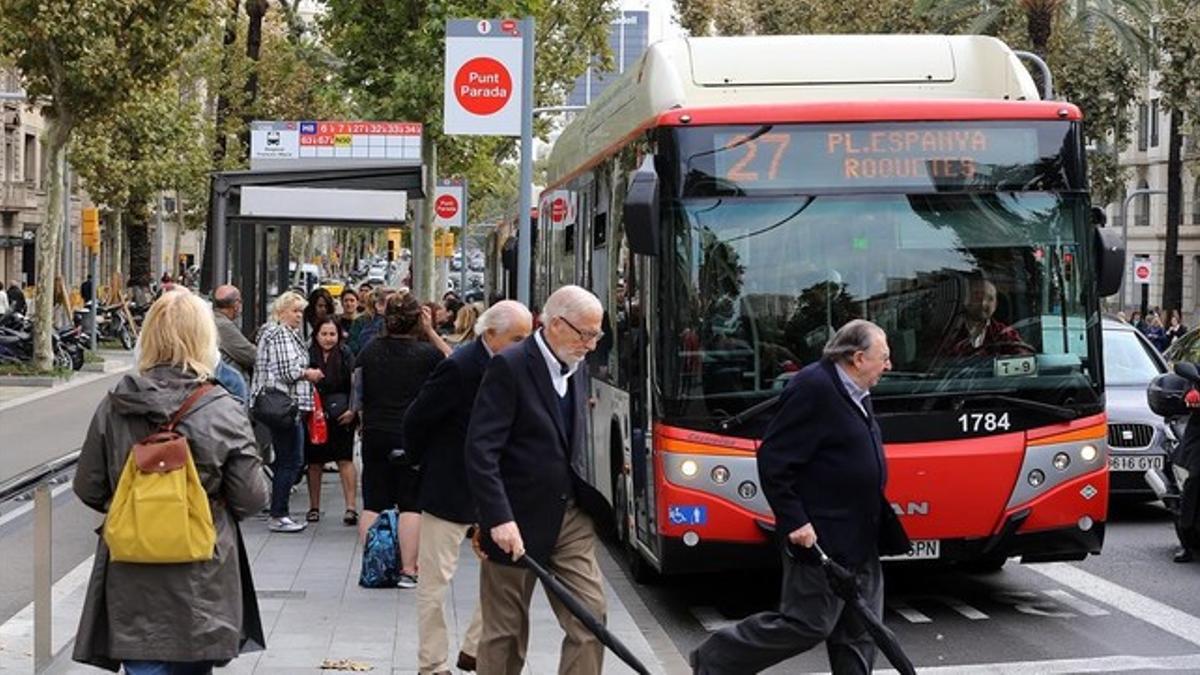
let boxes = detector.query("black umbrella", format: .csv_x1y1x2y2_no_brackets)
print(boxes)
811,543,916,675
521,555,652,675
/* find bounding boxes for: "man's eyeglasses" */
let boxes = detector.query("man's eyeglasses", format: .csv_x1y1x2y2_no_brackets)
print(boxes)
559,316,603,343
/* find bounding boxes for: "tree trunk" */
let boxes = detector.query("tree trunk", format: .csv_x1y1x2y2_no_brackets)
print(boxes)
33,116,70,370
414,140,437,301
240,0,269,159
213,0,241,167
1163,109,1185,313
172,190,186,277
127,199,153,288
110,206,124,289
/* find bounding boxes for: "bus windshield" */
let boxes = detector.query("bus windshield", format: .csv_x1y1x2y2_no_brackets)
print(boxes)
658,191,1101,431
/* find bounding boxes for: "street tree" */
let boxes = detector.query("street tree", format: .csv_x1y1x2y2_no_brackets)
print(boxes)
0,0,211,369
320,1,613,297
1156,0,1200,312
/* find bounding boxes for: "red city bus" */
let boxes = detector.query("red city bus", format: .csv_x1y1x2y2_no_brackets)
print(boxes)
534,34,1124,578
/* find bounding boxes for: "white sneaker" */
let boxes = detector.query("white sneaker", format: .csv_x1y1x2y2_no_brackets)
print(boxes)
269,516,307,533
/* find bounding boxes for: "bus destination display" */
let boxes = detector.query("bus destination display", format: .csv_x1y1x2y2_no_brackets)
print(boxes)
698,123,1054,193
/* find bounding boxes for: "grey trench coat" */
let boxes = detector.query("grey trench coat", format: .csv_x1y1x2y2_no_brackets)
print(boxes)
72,366,269,670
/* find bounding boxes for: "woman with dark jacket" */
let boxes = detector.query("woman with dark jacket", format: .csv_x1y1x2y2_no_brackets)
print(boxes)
304,316,359,525
355,292,445,588
304,287,336,341
72,290,269,673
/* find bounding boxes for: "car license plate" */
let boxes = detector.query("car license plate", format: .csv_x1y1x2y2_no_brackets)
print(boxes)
881,539,940,561
1108,454,1165,472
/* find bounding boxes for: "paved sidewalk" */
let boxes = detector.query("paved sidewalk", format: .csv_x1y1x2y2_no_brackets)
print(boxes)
0,349,133,409
47,473,677,674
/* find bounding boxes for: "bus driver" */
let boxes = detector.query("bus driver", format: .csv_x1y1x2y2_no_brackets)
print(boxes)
944,278,1032,357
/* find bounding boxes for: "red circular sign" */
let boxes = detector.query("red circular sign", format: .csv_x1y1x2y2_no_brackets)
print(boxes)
1135,264,1151,280
435,194,459,220
454,57,513,116
551,197,568,223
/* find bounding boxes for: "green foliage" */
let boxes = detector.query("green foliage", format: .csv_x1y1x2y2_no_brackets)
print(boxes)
319,1,615,223
1158,0,1200,129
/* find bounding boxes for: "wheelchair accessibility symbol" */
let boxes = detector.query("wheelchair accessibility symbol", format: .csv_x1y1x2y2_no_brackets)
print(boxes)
668,505,707,526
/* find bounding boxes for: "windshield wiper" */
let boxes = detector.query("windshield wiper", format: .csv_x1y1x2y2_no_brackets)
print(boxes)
718,395,782,432
873,389,1076,419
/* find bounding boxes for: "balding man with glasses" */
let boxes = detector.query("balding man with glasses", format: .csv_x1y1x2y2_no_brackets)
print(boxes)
465,285,612,675
212,284,256,380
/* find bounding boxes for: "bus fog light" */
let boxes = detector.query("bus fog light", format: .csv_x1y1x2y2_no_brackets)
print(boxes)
1028,469,1046,487
711,465,730,484
1080,444,1098,462
1053,452,1071,471
683,531,700,547
738,481,758,500
1078,516,1094,531
680,460,699,478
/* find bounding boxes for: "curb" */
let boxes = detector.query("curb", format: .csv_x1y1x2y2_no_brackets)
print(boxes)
0,364,131,413
0,375,65,387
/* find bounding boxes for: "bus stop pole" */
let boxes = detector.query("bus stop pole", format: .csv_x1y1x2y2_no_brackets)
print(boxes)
516,17,534,306
460,178,469,297
1119,188,1165,313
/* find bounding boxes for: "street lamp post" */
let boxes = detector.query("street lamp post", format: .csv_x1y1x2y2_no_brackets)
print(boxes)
1119,188,1167,313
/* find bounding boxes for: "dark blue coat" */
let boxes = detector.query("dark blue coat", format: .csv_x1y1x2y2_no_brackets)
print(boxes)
757,359,905,566
465,334,608,566
403,338,491,524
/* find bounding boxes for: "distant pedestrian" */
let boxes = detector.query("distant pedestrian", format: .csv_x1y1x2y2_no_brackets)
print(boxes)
1167,309,1188,346
304,287,336,341
80,275,93,305
405,300,533,675
465,285,610,675
72,289,269,674
355,292,445,589
251,291,325,533
212,284,257,381
690,320,909,675
338,289,361,341
304,316,359,526
6,281,24,315
1146,314,1168,352
1131,310,1145,332
351,287,390,354
448,302,483,349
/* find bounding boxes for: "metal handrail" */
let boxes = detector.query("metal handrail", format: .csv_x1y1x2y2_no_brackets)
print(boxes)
0,449,80,672
0,450,80,504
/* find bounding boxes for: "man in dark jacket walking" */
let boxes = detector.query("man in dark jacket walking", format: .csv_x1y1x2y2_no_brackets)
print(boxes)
690,319,906,674
465,285,610,675
404,300,533,675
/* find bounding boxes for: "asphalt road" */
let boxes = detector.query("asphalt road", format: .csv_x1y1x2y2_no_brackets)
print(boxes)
607,499,1200,673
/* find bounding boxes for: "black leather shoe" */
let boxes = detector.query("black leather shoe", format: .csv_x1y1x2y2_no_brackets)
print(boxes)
1174,548,1194,563
456,651,476,671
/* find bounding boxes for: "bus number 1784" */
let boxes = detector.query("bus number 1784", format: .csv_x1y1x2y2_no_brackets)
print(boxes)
957,412,1011,433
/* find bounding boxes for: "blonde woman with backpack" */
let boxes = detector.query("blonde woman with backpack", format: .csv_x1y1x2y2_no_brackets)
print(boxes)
72,290,269,674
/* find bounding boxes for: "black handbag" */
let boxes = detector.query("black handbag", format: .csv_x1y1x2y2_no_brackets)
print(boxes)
252,388,297,430
324,392,350,421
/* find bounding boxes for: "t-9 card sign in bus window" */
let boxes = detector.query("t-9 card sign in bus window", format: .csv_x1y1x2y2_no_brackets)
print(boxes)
677,121,1082,195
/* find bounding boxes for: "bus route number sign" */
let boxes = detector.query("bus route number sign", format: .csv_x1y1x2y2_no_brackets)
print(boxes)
710,124,1042,192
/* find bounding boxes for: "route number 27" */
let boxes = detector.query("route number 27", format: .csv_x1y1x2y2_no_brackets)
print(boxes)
723,133,791,181
957,412,1011,433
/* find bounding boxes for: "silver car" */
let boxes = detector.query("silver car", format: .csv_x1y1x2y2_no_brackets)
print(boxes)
1103,317,1174,499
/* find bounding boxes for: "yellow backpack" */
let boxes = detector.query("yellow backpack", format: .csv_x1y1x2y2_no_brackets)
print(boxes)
103,384,217,564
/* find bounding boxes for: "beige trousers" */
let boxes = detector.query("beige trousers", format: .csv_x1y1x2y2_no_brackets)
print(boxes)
476,504,607,675
416,513,484,674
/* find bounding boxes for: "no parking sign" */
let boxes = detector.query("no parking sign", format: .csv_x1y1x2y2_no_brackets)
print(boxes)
1133,258,1152,285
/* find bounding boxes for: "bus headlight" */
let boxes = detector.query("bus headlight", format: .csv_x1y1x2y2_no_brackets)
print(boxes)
1053,452,1071,471
680,460,699,478
1080,444,1098,462
738,481,758,500
1028,469,1046,487
711,465,730,484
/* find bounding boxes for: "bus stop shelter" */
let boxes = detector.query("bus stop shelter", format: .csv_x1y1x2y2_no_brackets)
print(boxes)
205,163,425,333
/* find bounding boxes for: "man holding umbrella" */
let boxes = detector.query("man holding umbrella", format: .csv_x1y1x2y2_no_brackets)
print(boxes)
690,319,909,674
465,285,612,675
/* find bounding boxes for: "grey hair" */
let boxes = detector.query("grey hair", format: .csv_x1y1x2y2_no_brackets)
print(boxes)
271,290,307,321
823,319,884,363
476,300,532,336
540,285,602,325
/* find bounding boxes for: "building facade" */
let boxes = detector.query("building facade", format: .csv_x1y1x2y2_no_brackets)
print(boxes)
566,10,651,107
1103,70,1200,319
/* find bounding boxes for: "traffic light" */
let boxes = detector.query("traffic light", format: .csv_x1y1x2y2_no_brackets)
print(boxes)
81,207,100,252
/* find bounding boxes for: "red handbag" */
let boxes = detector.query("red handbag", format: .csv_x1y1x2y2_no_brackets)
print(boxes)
308,390,328,445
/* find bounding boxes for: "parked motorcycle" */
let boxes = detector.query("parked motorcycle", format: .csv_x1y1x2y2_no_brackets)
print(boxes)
0,311,79,370
74,301,134,350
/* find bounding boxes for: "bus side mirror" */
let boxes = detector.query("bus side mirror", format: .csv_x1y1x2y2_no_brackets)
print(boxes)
1090,206,1107,227
624,156,660,257
1094,226,1124,297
